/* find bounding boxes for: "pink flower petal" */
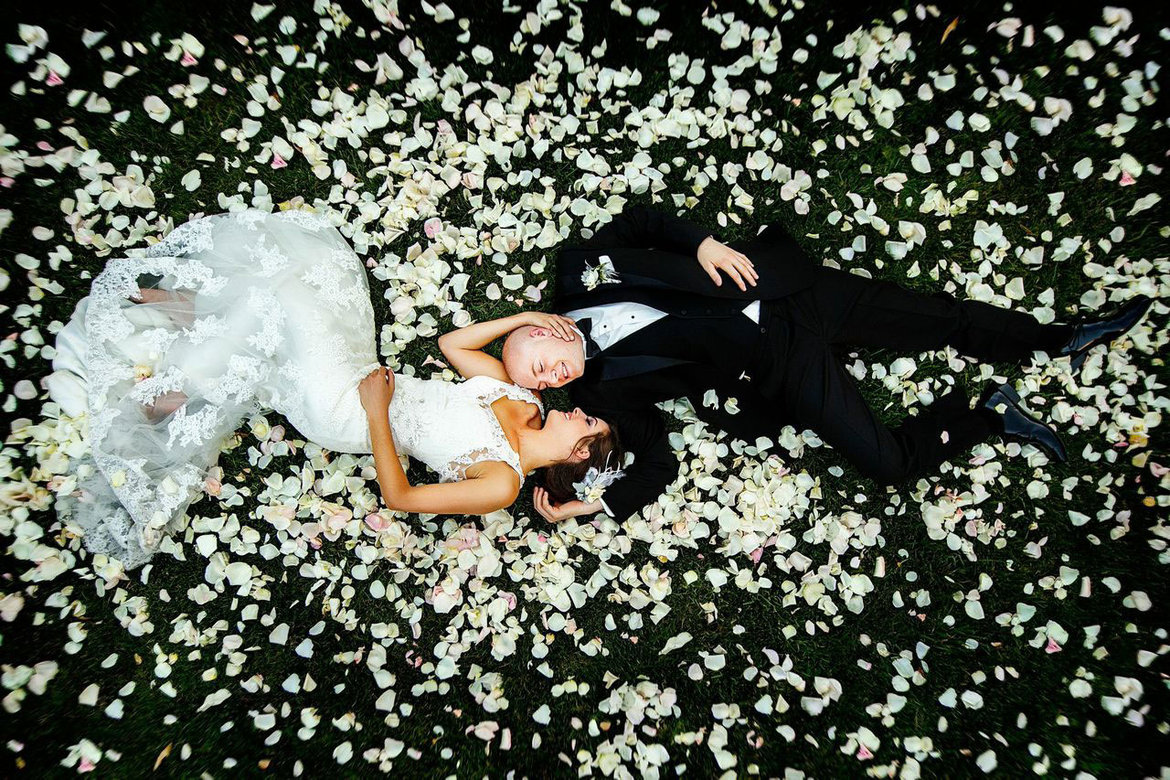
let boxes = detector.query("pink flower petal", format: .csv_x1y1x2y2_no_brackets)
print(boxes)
271,153,287,169
181,51,197,66
857,745,873,760
46,70,63,86
365,513,389,531
1045,638,1062,653
1120,172,1136,186
423,217,442,238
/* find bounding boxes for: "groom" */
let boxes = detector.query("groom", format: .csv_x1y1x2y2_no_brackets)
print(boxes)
501,205,1153,522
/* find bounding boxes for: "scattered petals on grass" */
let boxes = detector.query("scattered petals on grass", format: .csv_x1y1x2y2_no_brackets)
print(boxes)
0,3,1167,778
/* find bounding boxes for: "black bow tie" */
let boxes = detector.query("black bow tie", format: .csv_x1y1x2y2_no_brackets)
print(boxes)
575,317,601,359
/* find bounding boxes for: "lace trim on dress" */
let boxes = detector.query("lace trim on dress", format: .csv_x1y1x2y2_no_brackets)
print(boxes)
247,233,290,276
470,378,544,414
301,247,368,311
128,365,186,405
442,448,513,483
267,360,307,415
166,402,224,449
141,326,181,355
246,288,285,356
439,376,545,483
234,210,269,230
185,315,230,346
139,217,215,258
204,354,267,406
275,209,331,231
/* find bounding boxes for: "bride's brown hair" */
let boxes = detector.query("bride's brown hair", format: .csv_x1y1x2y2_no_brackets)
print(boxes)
539,425,625,505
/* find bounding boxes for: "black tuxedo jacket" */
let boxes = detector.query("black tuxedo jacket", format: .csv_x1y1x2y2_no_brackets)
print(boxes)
551,205,819,520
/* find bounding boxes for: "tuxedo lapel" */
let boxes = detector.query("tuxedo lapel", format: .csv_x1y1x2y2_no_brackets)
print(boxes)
595,354,693,381
579,356,700,403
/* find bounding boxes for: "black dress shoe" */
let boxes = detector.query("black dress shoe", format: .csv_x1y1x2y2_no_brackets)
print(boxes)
1057,295,1153,371
978,383,1068,462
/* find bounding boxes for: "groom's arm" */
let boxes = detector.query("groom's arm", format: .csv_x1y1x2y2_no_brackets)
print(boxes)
579,204,714,257
587,406,679,522
564,204,760,295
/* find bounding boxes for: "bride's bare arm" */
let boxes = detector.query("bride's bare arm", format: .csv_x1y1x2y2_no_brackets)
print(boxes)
368,415,520,514
437,312,576,381
360,369,520,514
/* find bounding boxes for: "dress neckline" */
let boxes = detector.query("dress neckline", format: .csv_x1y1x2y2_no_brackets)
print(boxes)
468,376,544,479
488,395,543,471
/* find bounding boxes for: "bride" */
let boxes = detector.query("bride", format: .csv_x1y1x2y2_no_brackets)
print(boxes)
46,209,622,568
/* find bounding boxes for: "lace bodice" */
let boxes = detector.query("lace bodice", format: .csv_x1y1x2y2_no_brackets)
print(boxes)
388,374,543,483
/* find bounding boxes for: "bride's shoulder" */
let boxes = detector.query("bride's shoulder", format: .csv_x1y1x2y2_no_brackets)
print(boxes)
465,375,543,407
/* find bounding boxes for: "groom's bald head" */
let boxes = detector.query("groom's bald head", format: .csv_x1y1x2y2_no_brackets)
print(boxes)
502,325,585,392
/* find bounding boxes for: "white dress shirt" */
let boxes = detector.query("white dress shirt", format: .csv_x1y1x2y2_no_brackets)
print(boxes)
565,300,760,352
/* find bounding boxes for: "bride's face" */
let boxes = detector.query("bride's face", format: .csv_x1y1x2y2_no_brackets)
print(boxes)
545,407,609,460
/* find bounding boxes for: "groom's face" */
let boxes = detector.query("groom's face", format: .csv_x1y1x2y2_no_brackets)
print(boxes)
503,326,585,392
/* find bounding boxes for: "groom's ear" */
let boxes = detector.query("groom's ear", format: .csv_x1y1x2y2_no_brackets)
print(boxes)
530,327,551,338
572,444,591,462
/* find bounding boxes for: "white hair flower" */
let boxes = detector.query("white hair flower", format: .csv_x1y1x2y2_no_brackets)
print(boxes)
572,451,631,502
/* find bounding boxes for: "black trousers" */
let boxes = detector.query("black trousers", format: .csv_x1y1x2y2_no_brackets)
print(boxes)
752,264,1074,484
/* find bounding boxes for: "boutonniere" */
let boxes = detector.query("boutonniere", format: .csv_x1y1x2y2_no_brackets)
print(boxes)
581,254,620,291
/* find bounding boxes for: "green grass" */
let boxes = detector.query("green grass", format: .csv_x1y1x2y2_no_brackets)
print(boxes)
1,0,1168,777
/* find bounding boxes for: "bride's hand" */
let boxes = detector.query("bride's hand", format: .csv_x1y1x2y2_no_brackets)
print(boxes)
525,312,578,341
359,367,395,412
533,487,599,523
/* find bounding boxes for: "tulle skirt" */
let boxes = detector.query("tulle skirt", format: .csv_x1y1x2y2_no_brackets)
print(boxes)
47,210,381,568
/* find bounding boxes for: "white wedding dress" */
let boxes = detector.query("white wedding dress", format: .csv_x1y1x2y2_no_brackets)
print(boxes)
47,210,543,568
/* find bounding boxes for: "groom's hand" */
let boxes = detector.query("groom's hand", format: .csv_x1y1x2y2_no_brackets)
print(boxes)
533,487,600,523
697,236,758,291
